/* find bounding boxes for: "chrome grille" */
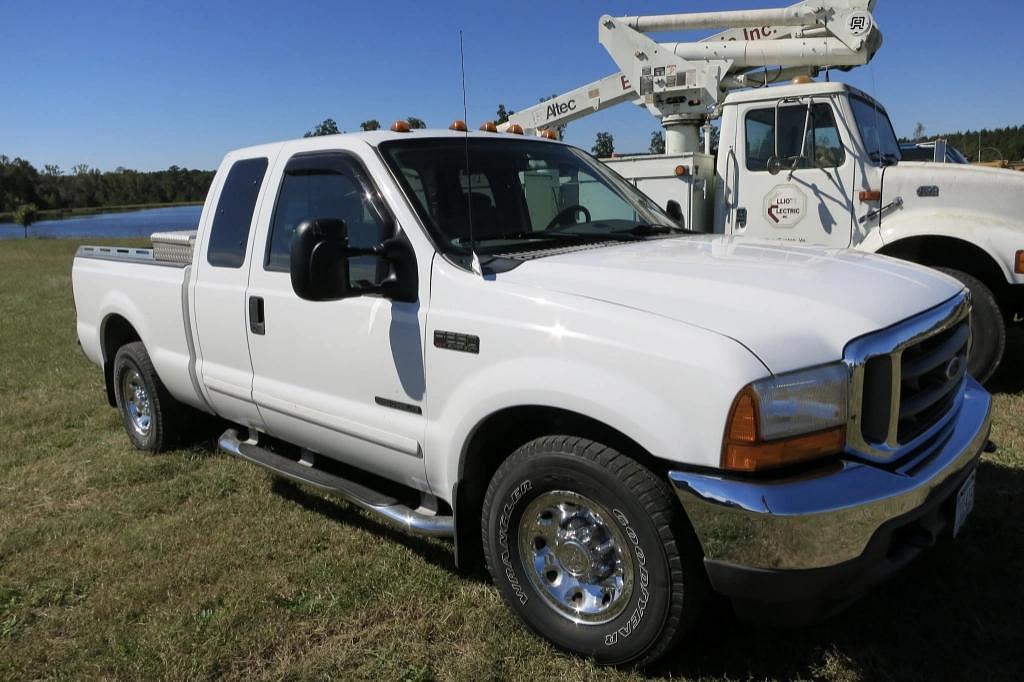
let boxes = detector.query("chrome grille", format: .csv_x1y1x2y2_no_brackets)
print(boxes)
845,293,971,463
897,320,969,442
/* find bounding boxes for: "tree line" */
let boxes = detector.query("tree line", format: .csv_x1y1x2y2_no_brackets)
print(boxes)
0,156,214,215
902,124,1024,163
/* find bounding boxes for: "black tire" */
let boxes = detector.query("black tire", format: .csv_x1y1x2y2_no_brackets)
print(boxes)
112,341,186,452
481,436,707,667
936,268,1006,383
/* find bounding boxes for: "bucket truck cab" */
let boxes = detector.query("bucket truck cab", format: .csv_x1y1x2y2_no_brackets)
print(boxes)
602,81,888,246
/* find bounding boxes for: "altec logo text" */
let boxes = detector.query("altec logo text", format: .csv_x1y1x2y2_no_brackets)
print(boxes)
546,99,577,120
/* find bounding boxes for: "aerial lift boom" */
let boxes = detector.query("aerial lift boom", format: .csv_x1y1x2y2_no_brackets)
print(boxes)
502,0,881,154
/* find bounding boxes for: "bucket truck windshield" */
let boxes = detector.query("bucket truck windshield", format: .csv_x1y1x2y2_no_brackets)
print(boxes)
850,96,902,165
380,138,681,256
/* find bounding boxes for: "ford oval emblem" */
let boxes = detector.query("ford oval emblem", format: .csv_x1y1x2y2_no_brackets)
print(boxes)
945,356,963,381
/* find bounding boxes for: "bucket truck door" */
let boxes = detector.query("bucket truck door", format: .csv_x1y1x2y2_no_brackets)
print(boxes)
729,97,856,247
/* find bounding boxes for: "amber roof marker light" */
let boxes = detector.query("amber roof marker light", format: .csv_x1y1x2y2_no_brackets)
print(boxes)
390,120,412,133
449,119,468,132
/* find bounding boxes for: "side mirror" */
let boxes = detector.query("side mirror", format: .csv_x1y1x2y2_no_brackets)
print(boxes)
665,200,684,225
773,97,814,177
290,217,419,303
290,218,351,301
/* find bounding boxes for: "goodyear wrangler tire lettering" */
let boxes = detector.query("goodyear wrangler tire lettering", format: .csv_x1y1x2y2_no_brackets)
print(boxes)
498,480,532,604
481,436,708,667
605,510,651,647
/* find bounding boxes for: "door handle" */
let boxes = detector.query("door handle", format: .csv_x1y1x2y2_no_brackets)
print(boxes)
248,296,265,335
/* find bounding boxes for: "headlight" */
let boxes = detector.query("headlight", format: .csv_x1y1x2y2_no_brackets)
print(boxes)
722,363,849,473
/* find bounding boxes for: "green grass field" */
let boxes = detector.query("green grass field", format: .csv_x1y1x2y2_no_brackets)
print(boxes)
1,239,1022,681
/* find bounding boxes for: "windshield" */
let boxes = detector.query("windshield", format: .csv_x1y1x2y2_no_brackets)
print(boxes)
379,138,681,258
850,96,902,166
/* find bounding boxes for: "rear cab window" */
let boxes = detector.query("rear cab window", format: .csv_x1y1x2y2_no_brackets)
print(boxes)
207,157,269,268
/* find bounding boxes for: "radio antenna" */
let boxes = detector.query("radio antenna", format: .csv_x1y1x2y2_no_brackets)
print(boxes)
459,30,482,277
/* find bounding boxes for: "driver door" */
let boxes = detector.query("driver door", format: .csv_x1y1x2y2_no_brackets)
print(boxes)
730,99,856,247
243,150,429,488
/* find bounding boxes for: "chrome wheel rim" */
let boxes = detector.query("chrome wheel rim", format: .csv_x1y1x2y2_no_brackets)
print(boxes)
518,490,633,625
121,368,152,436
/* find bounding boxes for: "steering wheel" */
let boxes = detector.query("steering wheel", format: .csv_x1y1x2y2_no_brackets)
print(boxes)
544,204,591,231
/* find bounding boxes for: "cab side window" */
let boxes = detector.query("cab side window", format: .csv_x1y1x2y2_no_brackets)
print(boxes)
745,104,846,172
266,154,392,289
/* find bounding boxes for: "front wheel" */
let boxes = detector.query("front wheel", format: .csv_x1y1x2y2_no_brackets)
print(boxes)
935,268,1006,383
481,436,707,667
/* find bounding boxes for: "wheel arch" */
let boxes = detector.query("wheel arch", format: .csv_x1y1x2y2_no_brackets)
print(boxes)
877,235,1010,309
452,404,670,572
100,313,142,406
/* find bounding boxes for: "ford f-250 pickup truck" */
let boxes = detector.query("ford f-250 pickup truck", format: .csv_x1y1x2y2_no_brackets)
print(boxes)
73,124,992,666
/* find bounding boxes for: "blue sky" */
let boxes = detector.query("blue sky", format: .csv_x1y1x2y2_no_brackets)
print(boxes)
3,0,1022,171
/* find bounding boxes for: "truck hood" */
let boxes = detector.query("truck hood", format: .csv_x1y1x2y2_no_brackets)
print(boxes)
883,162,1024,228
497,236,962,373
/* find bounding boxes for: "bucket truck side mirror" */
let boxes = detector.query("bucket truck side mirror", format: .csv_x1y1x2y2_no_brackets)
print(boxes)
770,98,815,177
666,200,684,225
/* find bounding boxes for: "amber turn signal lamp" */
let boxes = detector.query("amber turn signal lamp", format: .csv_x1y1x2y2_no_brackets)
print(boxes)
1015,250,1024,274
479,121,498,132
449,119,468,132
674,165,689,177
721,388,845,473
859,190,882,202
540,129,558,140
390,120,411,133
507,123,524,135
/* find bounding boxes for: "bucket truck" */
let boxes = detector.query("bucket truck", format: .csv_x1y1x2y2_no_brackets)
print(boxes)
502,1,1024,382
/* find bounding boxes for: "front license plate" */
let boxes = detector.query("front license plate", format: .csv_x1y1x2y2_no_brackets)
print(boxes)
953,470,976,538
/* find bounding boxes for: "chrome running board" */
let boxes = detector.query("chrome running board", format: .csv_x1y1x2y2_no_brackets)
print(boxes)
218,428,454,538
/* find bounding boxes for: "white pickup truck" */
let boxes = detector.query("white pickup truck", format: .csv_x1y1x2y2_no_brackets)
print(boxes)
73,127,992,666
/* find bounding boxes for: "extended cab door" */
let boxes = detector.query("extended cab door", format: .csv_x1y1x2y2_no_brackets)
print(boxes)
191,154,272,428
728,98,856,247
243,148,430,488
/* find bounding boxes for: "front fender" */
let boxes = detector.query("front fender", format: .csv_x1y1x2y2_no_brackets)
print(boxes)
422,259,770,500
874,209,1023,285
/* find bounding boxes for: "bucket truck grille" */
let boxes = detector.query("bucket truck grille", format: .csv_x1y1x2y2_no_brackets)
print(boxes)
845,294,971,464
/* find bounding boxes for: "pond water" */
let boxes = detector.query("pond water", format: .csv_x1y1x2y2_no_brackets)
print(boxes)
0,205,203,240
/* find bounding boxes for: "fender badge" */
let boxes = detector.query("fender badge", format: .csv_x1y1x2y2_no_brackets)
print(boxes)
916,185,940,198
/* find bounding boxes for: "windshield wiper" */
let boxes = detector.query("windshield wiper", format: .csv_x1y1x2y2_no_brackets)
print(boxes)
612,224,686,237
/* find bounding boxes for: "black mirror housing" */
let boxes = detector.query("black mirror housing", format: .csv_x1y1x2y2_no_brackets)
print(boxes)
666,200,684,226
290,218,352,301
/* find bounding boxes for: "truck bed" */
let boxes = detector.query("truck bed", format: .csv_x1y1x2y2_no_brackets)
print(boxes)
72,246,206,412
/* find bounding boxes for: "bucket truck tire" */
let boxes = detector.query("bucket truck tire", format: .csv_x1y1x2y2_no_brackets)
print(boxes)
112,342,186,452
935,268,1005,383
481,436,707,667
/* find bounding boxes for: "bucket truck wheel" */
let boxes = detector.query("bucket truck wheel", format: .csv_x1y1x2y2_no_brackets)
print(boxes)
481,436,707,667
112,342,186,452
935,268,1006,383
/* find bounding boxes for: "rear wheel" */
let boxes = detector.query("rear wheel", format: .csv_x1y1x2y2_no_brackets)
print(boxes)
112,342,187,452
481,436,707,667
936,268,1006,383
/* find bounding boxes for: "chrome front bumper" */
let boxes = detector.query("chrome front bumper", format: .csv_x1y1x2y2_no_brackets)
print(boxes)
670,377,992,573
